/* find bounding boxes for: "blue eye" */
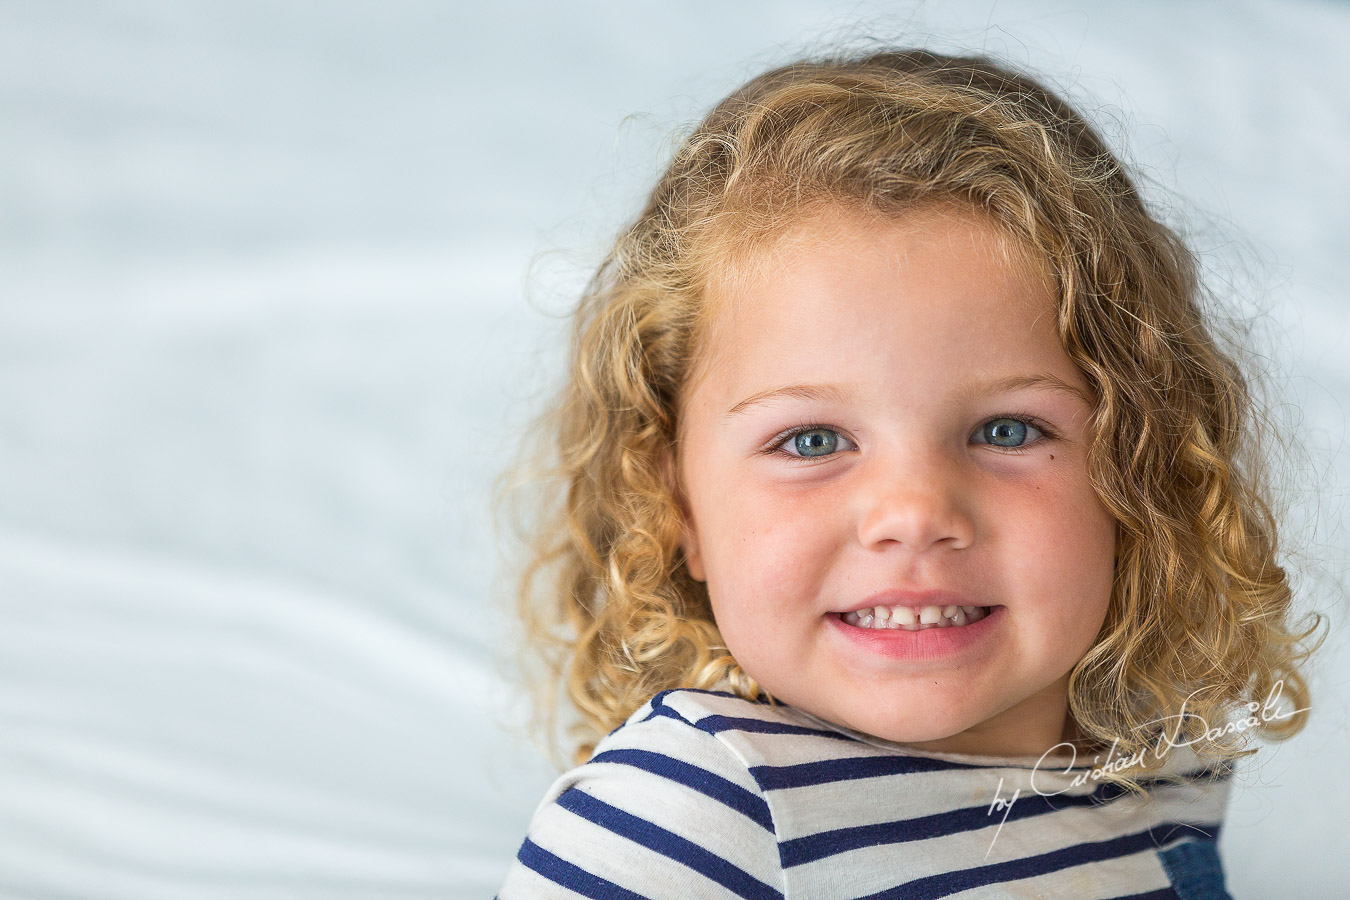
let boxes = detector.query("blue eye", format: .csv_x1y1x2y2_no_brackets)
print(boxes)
772,426,856,461
975,416,1047,450
794,428,836,457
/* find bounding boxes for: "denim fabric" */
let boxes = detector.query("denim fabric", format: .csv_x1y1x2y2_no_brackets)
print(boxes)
1157,839,1233,900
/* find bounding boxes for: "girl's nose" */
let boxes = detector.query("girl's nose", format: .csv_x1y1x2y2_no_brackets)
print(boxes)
855,454,975,553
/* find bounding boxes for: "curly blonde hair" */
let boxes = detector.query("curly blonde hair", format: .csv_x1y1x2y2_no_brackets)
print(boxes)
492,47,1327,795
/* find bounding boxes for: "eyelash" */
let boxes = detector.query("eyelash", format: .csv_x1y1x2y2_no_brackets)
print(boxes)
762,413,1059,463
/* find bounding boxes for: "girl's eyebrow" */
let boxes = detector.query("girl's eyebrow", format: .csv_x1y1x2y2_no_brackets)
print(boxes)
724,374,1090,418
952,373,1093,407
725,383,855,417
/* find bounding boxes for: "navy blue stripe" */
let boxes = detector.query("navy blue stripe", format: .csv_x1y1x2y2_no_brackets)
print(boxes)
854,822,1223,900
557,787,784,900
516,837,646,899
781,804,976,867
1106,889,1181,900
780,767,1223,865
781,785,1089,867
590,747,775,831
752,753,974,789
644,702,858,742
697,713,861,741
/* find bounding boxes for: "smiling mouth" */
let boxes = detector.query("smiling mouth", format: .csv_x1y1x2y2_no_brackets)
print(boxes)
839,605,995,630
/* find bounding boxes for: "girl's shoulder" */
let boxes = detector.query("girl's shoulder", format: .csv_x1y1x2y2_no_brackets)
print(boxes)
500,687,792,897
593,686,875,772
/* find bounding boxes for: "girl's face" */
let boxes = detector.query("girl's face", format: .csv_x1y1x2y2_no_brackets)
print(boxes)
674,203,1117,758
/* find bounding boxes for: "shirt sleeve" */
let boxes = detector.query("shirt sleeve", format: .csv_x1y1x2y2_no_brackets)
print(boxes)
497,701,784,899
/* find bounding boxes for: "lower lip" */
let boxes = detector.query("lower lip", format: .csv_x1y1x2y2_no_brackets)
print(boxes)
826,606,1004,661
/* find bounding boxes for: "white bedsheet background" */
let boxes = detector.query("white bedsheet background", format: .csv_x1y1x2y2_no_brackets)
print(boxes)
2,2,1347,897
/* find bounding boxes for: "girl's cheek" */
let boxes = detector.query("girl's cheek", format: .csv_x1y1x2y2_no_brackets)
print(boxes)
715,527,820,612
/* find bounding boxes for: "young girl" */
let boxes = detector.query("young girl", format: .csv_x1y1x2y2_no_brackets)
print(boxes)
493,47,1324,899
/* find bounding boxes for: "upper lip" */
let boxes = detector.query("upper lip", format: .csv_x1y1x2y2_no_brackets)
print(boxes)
836,589,986,614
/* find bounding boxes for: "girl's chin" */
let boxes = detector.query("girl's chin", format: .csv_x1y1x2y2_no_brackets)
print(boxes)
805,703,984,749
837,714,1073,759
853,726,980,750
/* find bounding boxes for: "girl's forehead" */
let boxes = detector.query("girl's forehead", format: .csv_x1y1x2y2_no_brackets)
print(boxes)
698,201,1057,341
705,200,1053,303
683,201,1070,406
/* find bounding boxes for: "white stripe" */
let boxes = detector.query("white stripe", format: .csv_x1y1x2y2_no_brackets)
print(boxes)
529,797,771,897
578,762,781,887
497,856,594,899
593,707,769,799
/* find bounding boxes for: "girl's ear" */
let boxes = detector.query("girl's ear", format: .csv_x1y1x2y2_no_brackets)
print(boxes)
660,446,706,583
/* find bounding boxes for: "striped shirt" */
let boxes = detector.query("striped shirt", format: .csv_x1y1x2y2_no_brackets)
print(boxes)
498,687,1234,899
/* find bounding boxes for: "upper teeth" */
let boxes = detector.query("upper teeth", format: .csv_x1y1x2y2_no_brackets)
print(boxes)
842,604,989,630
